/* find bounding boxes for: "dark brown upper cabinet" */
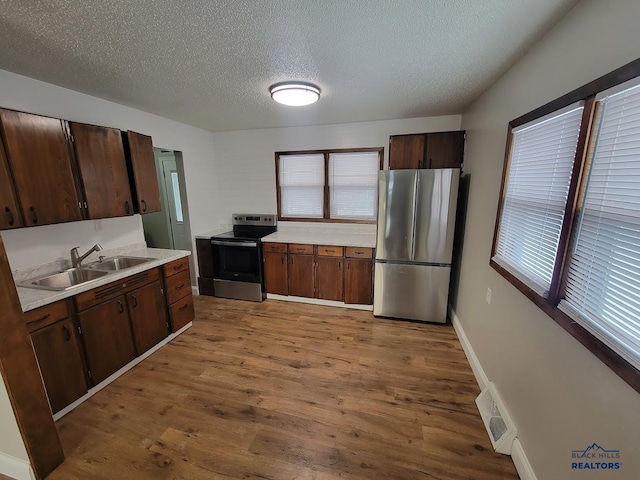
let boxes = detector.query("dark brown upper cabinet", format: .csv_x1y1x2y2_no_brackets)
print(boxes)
70,122,133,219
389,131,465,170
0,109,83,226
123,131,161,214
0,135,23,229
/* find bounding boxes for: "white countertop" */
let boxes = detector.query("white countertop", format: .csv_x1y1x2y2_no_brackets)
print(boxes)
262,230,376,248
16,247,190,312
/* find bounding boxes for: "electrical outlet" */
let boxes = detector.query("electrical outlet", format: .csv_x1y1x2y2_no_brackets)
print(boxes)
486,287,492,304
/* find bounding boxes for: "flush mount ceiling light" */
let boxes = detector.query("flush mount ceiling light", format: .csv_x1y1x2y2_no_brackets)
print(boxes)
269,82,321,106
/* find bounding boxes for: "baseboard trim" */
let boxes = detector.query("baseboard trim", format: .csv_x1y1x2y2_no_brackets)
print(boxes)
267,294,374,311
448,305,489,390
0,452,35,480
512,438,537,480
449,306,537,480
53,322,192,421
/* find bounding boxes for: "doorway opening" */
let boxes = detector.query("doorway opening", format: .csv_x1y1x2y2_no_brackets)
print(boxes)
141,149,192,253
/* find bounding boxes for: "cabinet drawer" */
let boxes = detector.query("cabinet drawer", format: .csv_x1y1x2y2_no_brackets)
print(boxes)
345,247,373,259
75,268,160,311
288,243,314,255
25,300,70,331
263,242,287,253
317,245,344,257
165,269,192,304
170,293,195,332
164,256,189,277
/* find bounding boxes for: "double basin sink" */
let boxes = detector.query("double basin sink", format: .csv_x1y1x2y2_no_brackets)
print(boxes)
19,256,156,291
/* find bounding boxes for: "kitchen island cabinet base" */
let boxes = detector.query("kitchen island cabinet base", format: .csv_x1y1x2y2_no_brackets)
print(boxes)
266,293,373,311
52,321,192,421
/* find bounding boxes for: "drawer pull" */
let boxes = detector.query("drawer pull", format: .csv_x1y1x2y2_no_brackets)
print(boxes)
325,249,335,253
179,303,190,311
176,283,186,290
296,248,305,252
33,313,51,323
173,264,182,270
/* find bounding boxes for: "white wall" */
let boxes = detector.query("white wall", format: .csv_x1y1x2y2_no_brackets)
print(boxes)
207,115,461,231
456,1,640,479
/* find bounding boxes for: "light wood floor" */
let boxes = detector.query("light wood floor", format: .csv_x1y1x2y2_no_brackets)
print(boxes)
47,296,518,479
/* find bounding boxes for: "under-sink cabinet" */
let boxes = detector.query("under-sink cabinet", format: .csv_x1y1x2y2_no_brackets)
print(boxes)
74,268,168,384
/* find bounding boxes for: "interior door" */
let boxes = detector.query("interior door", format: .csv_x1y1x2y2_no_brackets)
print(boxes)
161,158,189,251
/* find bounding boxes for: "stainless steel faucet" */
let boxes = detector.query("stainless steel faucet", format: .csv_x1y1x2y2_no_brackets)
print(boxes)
70,243,103,268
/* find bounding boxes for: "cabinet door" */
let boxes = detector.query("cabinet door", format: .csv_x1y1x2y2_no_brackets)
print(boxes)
316,256,343,301
78,296,137,385
30,318,88,414
0,135,23,229
196,238,214,278
425,131,465,169
344,258,373,305
127,281,169,355
0,109,82,225
389,134,425,170
264,252,288,295
70,122,133,219
288,254,315,298
124,131,161,214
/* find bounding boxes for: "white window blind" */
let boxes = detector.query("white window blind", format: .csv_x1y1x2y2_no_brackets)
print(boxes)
493,103,584,296
278,154,325,218
329,152,379,220
559,82,640,370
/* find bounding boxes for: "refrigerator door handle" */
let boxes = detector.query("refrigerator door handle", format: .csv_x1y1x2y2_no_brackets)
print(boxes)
410,170,419,262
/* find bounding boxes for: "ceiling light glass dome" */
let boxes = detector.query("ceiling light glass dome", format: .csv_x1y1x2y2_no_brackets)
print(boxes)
269,82,321,106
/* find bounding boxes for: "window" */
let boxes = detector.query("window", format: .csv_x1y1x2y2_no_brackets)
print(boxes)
491,59,640,393
276,148,382,222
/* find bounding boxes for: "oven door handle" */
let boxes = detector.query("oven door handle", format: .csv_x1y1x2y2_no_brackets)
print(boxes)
211,240,259,248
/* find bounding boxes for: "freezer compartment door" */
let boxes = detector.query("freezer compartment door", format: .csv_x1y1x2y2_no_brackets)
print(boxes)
375,170,417,261
413,168,460,264
373,262,451,323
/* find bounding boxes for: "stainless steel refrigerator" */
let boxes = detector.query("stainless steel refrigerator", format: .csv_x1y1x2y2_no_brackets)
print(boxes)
373,168,460,323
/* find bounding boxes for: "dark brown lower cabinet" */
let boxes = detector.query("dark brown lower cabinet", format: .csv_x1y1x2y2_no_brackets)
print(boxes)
344,258,373,305
316,256,343,301
127,281,169,355
30,318,88,414
264,252,288,295
288,254,315,297
78,296,137,385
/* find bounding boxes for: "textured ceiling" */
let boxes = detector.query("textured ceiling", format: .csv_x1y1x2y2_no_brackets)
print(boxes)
0,0,578,132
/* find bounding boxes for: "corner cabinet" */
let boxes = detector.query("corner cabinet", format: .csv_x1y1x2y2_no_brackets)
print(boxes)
389,131,465,170
27,300,88,414
0,109,83,226
123,131,162,214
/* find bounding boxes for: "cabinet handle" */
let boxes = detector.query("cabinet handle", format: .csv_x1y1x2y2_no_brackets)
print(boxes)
132,295,138,308
141,199,147,212
338,261,341,269
117,300,124,314
5,207,14,226
29,206,37,224
32,313,51,324
176,283,186,291
125,201,130,214
62,325,71,341
347,260,350,270
290,257,294,265
179,303,189,311
173,264,182,271
281,256,285,265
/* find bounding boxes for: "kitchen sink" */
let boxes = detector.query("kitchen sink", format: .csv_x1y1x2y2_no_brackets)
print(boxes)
84,256,155,271
19,268,111,291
